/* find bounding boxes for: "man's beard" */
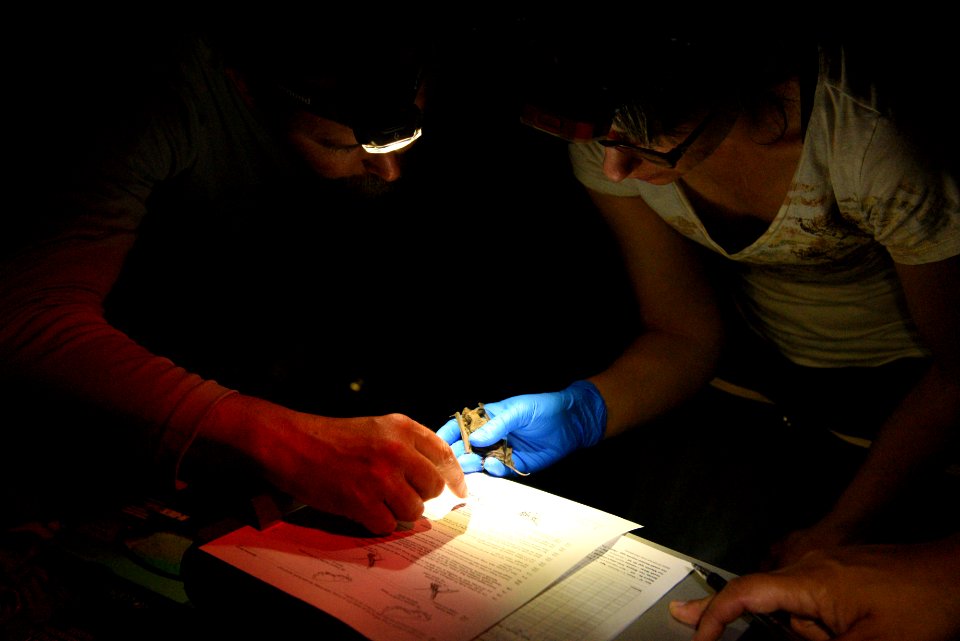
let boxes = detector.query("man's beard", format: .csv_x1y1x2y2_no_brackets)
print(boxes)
333,174,397,200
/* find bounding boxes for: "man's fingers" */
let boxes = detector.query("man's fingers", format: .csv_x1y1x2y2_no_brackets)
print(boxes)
436,449,468,497
668,596,712,626
356,503,399,536
414,428,468,498
385,487,426,524
791,618,832,641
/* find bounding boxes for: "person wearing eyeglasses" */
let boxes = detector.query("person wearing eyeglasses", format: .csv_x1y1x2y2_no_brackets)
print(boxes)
0,18,468,537
439,22,960,573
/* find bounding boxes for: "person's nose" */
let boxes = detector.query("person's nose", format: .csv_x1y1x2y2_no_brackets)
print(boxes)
362,152,403,182
601,148,645,183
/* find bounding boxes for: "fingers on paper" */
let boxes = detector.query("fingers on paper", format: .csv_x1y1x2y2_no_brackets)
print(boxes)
384,486,426,524
668,595,712,626
357,502,401,536
690,575,826,641
413,430,468,498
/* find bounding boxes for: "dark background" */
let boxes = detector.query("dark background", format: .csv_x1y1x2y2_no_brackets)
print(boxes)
4,15,960,641
8,14,960,527
2,20,643,640
8,17,958,431
4,18,639,505
6,14,959,531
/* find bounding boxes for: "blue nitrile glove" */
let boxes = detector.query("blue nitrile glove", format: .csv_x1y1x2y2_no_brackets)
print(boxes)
436,380,607,477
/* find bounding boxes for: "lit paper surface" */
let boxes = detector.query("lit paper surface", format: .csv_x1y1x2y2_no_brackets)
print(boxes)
201,474,642,641
478,535,693,641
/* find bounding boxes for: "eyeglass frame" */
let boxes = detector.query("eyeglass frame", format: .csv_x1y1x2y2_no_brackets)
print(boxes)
597,110,718,168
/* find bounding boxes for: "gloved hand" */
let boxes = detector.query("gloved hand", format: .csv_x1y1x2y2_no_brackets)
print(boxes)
436,380,607,476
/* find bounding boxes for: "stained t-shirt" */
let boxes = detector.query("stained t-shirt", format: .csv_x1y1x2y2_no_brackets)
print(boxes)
570,47,960,368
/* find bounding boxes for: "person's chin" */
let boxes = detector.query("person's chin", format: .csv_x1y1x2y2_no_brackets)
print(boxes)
629,167,683,185
641,174,681,186
334,175,397,200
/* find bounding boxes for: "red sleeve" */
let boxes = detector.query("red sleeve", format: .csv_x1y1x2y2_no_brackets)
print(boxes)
0,225,236,486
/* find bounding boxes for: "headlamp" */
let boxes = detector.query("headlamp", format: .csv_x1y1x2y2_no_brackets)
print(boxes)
352,103,423,154
274,65,424,154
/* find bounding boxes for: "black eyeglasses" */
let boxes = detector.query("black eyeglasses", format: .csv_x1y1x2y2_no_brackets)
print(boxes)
597,111,718,168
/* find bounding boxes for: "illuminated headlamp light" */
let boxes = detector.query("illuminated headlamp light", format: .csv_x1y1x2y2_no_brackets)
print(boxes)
352,103,423,154
275,73,423,154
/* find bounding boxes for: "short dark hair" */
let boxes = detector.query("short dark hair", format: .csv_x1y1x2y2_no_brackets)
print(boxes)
513,16,813,145
209,15,430,133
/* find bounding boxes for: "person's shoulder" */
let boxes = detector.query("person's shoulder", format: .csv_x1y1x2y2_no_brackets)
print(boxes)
816,22,960,175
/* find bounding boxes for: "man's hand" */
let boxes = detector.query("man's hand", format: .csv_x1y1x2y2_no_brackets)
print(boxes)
763,519,854,569
669,537,960,641
203,394,468,535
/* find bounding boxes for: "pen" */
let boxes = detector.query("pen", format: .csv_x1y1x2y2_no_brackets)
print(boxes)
691,564,815,641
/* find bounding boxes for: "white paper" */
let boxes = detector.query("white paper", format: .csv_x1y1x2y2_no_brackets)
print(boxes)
200,474,641,641
477,536,694,641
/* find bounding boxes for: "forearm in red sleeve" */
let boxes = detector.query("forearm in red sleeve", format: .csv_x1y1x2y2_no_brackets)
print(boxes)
0,226,235,486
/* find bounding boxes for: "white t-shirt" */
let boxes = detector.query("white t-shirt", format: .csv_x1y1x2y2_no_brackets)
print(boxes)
570,48,960,368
